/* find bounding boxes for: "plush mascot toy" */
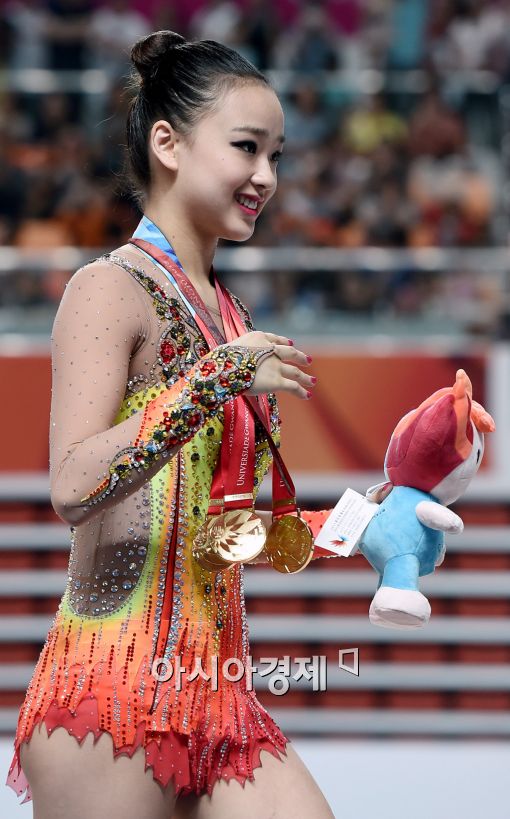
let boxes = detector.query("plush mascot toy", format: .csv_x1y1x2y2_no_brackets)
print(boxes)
358,369,495,630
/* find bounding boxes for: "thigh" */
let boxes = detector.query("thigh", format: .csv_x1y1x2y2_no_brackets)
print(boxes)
173,742,334,819
19,722,177,819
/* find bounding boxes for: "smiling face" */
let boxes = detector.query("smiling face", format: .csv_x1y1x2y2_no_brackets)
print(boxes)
149,81,285,243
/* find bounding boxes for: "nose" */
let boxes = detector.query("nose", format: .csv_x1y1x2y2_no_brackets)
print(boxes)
250,154,277,195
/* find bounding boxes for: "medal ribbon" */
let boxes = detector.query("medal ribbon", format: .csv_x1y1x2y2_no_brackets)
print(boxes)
130,235,257,517
130,232,299,520
215,282,299,518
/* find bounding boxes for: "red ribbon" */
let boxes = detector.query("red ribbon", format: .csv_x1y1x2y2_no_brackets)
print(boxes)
130,238,299,518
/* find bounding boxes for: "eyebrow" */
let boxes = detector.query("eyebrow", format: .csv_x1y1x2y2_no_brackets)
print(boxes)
230,126,285,144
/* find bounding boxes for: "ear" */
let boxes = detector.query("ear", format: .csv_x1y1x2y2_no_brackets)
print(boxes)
149,119,181,174
470,400,496,433
453,368,472,400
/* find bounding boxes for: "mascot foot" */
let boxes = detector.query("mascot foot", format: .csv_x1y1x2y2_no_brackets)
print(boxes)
369,587,431,629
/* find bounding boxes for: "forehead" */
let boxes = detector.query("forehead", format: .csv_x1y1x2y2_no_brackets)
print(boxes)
206,83,284,138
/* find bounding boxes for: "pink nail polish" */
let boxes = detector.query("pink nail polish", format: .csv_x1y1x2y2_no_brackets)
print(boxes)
288,339,294,346
306,391,312,399
307,355,313,363
311,377,317,384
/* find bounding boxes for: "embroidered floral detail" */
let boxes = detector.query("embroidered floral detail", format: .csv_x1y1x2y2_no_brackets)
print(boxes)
229,290,255,332
80,345,268,506
97,253,199,388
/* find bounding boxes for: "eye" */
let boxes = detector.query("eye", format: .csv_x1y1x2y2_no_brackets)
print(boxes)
232,141,283,165
232,140,257,154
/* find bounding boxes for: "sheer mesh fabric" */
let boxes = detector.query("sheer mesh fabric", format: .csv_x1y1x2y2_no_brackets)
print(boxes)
6,242,333,805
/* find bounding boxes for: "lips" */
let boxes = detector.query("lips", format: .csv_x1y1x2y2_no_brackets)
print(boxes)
235,193,262,210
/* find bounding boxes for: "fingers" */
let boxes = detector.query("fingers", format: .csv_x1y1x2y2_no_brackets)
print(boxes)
279,376,311,400
279,362,316,398
273,343,311,368
242,332,317,400
263,332,295,346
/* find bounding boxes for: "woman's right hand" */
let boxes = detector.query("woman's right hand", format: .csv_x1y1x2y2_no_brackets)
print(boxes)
224,331,316,399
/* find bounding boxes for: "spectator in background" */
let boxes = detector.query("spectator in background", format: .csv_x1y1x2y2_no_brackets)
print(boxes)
429,0,510,75
281,83,336,156
408,148,495,246
353,0,392,69
240,0,281,69
407,86,466,158
0,129,27,243
0,92,33,142
358,178,417,246
189,0,242,43
387,0,428,69
327,0,363,36
87,0,150,81
43,0,92,71
342,92,408,154
84,0,150,139
0,0,508,330
272,6,340,71
31,92,74,141
3,0,47,69
42,0,94,123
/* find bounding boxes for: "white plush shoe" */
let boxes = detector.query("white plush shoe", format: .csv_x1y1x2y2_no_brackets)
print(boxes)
369,586,431,629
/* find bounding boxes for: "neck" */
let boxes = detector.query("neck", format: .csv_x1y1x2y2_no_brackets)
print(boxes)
143,198,218,288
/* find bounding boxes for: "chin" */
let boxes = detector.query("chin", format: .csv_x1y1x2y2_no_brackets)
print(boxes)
221,224,256,243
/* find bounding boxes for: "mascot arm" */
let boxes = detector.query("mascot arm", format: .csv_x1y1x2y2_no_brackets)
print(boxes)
415,500,464,533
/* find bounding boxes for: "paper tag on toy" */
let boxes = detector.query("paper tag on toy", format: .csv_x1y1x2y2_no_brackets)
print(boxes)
314,488,379,557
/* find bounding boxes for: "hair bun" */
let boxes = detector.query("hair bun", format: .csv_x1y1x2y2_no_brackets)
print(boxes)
131,30,186,84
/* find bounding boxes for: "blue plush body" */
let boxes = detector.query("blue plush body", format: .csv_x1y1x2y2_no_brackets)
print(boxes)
359,486,444,591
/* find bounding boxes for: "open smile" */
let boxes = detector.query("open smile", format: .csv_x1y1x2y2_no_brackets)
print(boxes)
235,194,261,216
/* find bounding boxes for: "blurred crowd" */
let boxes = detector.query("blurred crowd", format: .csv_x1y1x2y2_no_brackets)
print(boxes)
0,0,509,335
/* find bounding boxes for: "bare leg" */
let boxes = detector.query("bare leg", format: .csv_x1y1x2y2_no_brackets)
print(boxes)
19,722,177,819
173,743,335,819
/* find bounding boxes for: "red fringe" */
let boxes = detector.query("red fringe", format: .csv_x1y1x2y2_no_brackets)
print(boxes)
5,692,289,804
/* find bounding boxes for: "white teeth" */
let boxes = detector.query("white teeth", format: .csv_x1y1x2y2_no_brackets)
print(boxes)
237,195,258,210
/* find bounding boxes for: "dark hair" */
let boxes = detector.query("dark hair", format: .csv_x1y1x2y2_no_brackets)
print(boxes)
124,30,271,209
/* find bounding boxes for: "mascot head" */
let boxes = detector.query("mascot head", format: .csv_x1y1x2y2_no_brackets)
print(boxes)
384,369,495,505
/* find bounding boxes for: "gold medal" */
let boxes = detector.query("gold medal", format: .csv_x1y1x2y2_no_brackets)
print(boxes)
264,514,314,574
192,544,233,572
213,509,266,563
192,509,266,570
192,519,234,571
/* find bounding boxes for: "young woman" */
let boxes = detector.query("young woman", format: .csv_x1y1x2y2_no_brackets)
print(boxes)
6,31,335,819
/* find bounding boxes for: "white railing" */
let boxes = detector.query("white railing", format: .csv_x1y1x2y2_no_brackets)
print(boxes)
0,245,509,273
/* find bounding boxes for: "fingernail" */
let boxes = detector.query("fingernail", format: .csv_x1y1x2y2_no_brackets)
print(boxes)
288,339,294,346
307,355,313,363
311,376,317,384
306,391,312,399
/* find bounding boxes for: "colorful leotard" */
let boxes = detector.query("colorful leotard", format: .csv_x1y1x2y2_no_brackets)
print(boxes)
5,239,331,804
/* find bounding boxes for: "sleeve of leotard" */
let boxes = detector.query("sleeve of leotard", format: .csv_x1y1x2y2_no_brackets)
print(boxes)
49,262,269,527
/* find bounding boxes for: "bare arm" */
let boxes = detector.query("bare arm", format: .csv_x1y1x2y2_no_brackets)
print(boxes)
49,262,269,527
